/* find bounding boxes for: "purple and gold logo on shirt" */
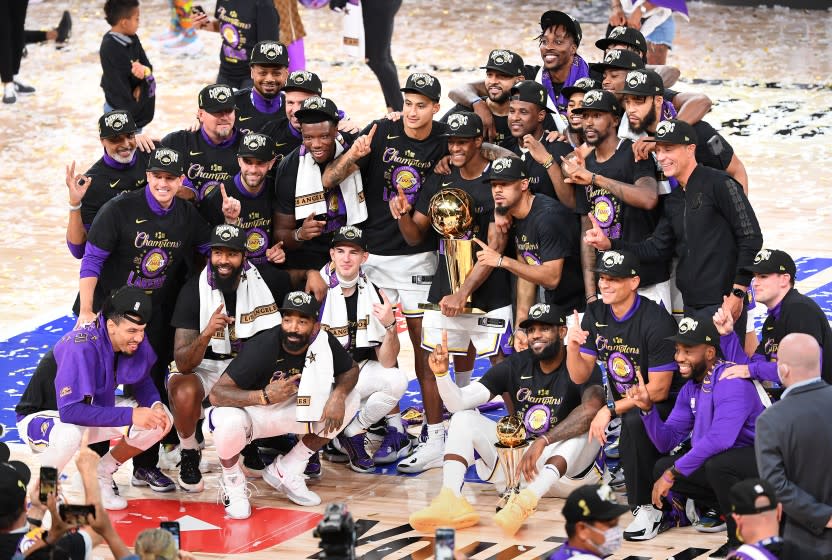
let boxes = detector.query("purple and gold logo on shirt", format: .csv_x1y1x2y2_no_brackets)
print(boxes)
386,165,421,203
523,404,552,434
246,228,267,256
221,23,242,48
593,195,615,228
522,251,541,265
607,351,636,393
141,248,169,278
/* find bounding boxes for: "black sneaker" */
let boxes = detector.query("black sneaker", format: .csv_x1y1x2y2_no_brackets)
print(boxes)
305,451,322,479
708,541,740,559
178,449,204,492
56,11,72,45
322,441,349,463
241,444,265,478
131,467,176,492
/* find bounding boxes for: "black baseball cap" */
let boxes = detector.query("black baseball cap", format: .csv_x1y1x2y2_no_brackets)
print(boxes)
572,89,620,115
561,77,602,101
331,225,367,251
99,110,137,138
210,224,247,252
743,249,797,278
645,119,698,145
279,291,320,319
146,147,184,175
444,111,483,138
563,484,629,524
198,83,236,113
107,286,153,324
249,40,289,66
488,156,527,181
667,315,720,347
596,26,647,54
481,49,524,76
284,70,323,95
539,10,582,47
589,49,645,74
593,249,640,278
401,72,441,102
510,80,553,112
295,96,341,125
519,303,566,329
617,69,664,97
0,442,30,517
238,132,276,160
730,478,779,515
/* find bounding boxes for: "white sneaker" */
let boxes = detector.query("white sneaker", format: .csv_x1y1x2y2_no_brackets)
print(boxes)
219,472,251,519
623,504,664,541
262,456,321,507
396,439,444,473
99,473,127,510
162,35,203,56
158,444,181,470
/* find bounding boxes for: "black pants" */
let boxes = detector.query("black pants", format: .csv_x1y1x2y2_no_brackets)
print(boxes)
654,446,758,543
362,0,402,111
619,400,675,507
0,0,28,83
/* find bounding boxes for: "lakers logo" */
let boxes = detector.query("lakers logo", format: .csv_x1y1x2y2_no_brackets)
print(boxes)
246,230,265,254
410,73,435,87
243,133,267,150
490,49,514,65
290,70,313,84
447,113,469,130
141,248,168,278
608,353,633,380
393,167,419,191
524,405,551,434
339,225,361,240
220,24,241,48
289,291,312,306
594,199,613,227
258,41,283,59
155,148,179,165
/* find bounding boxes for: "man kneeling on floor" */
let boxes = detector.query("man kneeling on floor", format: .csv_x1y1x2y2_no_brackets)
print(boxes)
409,303,605,536
207,291,359,518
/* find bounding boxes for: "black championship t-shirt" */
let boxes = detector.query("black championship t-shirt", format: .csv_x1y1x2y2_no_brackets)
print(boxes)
170,263,291,359
81,151,150,228
479,351,603,437
415,167,511,311
512,137,573,201
260,118,302,163
576,139,666,286
579,295,681,399
441,100,515,150
512,195,583,311
214,0,280,81
87,189,212,312
356,118,449,255
160,128,242,202
200,174,276,266
234,88,287,138
225,326,354,390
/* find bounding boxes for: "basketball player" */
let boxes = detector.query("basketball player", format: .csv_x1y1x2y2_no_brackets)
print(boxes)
233,40,289,137
409,304,605,536
560,76,600,148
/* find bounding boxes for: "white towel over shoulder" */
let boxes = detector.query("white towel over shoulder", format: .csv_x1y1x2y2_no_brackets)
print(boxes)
295,331,336,422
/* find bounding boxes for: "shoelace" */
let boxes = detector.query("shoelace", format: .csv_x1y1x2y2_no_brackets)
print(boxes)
218,480,257,505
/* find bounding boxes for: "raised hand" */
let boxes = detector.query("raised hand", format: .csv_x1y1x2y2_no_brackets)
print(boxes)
298,212,326,241
513,329,529,352
220,184,241,223
567,309,589,347
428,330,450,375
266,241,285,264
349,123,377,160
265,373,301,405
389,184,412,220
203,303,234,338
584,213,612,251
522,134,550,166
561,155,593,185
625,370,653,411
371,289,395,326
65,160,91,206
472,237,503,268
712,306,735,336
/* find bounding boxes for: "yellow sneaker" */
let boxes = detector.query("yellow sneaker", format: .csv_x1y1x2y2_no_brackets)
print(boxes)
493,488,539,536
409,487,480,532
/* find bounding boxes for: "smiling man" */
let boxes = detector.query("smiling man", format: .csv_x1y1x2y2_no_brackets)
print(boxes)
233,41,289,137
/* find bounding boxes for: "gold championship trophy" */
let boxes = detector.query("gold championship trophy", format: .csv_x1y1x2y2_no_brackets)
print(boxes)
418,187,485,314
495,414,529,511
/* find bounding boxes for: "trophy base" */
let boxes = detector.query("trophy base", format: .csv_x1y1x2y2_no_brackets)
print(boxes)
417,302,487,315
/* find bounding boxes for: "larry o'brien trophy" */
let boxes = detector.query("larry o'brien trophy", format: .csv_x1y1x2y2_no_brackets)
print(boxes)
495,414,529,512
418,187,485,314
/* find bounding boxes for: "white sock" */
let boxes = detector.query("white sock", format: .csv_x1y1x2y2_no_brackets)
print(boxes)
442,460,467,497
454,370,473,388
282,441,314,474
386,413,405,434
343,416,364,438
222,463,244,485
527,463,561,499
98,452,120,477
4,83,14,95
178,433,199,450
427,423,445,444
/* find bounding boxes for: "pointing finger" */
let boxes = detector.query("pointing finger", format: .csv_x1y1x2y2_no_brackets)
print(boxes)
379,288,390,305
635,370,646,387
573,309,580,325
471,237,488,249
214,303,225,315
441,329,448,350
305,212,316,223
220,183,229,201
587,213,602,230
366,123,378,141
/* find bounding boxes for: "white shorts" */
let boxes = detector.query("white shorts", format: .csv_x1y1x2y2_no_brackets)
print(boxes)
353,359,409,403
363,252,438,317
167,358,230,394
639,279,672,314
421,305,513,358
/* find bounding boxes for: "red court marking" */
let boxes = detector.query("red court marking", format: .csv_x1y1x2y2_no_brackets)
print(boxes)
109,499,322,554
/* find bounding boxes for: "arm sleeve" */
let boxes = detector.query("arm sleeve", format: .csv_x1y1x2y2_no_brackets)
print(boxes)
67,240,86,259
436,376,492,413
60,401,134,427
129,374,161,408
79,243,111,279
612,209,676,263
579,306,599,357
711,176,763,287
646,311,679,372
641,384,695,453
82,202,122,277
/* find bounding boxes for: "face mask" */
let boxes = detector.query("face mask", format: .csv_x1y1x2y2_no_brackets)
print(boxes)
586,524,622,556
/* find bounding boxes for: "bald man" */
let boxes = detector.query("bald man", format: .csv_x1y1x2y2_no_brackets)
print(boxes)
755,333,832,557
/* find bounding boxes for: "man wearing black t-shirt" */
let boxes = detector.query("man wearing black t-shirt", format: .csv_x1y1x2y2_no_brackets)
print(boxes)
208,292,359,518
566,250,680,541
476,156,583,334
410,303,604,536
160,84,242,202
233,41,288,138
65,110,149,260
192,0,279,89
168,224,292,492
560,77,600,148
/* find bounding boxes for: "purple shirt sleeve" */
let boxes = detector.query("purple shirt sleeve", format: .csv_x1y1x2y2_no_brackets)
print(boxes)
642,383,695,454
720,333,779,383
60,401,133,427
130,375,161,408
67,239,85,259
79,242,110,279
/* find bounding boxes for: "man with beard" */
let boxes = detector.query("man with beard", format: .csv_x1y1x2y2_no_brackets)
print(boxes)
409,304,605,536
233,41,289,137
167,224,292,492
318,226,410,472
77,147,213,493
567,250,680,542
65,110,150,259
560,77,600,148
560,90,669,310
273,96,361,270
395,112,513,386
160,84,242,202
208,291,359,518
441,49,525,149
626,316,764,555
619,69,749,192
475,156,583,331
15,288,172,510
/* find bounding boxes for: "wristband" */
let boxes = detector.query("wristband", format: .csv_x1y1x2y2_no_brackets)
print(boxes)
590,173,597,187
669,464,681,478
471,97,483,106
293,227,304,242
542,154,554,169
540,433,551,446
586,294,597,302
27,517,43,527
662,472,675,484
261,387,271,405
434,370,449,378
496,256,503,268
69,202,82,211
607,403,618,419
384,319,397,331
